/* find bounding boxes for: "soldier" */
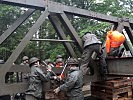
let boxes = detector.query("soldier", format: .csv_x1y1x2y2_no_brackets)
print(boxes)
44,59,54,69
55,58,66,79
54,58,84,100
20,56,29,65
18,56,29,82
80,32,108,79
56,55,64,66
26,57,52,100
55,58,64,68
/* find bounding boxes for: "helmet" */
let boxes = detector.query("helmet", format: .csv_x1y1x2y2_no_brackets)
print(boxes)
56,58,63,63
56,55,62,59
22,56,29,61
66,58,79,65
45,59,52,64
77,58,81,61
0,60,4,64
29,57,39,65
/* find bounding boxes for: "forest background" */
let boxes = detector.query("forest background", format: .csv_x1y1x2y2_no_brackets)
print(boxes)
0,0,133,63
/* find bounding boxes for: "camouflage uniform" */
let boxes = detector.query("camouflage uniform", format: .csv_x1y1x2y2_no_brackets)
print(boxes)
20,56,29,65
19,56,29,82
26,57,51,99
58,58,84,100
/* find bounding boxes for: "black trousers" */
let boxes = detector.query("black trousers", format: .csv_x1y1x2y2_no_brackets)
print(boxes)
80,44,107,75
108,46,124,57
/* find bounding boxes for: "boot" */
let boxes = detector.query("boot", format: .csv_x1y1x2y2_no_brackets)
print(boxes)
100,66,109,80
104,67,109,75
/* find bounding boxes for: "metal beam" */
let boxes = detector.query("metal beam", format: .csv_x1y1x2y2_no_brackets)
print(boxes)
49,14,77,58
0,0,125,24
0,0,46,10
46,1,133,25
124,23,133,45
58,12,83,52
124,24,133,55
0,64,30,95
47,1,119,23
129,18,133,28
116,22,124,33
115,23,133,55
107,57,133,76
85,57,133,83
0,9,35,44
31,38,75,42
2,0,133,25
0,10,49,83
115,21,133,55
0,82,29,95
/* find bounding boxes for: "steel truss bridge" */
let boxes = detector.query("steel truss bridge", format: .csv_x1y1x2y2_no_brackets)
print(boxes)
0,0,133,96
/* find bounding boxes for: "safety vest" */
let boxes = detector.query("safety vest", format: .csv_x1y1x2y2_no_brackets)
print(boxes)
105,31,125,53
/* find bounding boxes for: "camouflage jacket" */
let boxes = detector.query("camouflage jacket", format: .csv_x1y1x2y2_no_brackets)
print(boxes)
26,65,51,98
59,67,84,98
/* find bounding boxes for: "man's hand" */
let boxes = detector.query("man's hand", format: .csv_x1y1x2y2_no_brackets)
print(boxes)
54,87,60,94
58,75,62,80
47,68,52,72
53,76,58,80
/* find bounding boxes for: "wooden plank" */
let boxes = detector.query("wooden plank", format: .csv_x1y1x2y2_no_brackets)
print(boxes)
91,78,132,100
91,78,132,89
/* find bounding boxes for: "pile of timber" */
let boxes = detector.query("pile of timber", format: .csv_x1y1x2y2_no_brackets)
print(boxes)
91,78,132,100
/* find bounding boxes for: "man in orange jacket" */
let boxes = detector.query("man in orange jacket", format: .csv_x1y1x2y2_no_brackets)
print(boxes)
105,30,125,57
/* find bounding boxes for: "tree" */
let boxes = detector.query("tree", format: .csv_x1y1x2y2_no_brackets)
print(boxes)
1,0,133,62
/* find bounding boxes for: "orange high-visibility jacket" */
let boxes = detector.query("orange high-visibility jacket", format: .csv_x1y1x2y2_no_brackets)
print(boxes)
105,31,125,53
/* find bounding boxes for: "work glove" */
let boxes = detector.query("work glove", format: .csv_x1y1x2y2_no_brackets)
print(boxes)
54,87,60,94
47,68,52,72
53,76,57,79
